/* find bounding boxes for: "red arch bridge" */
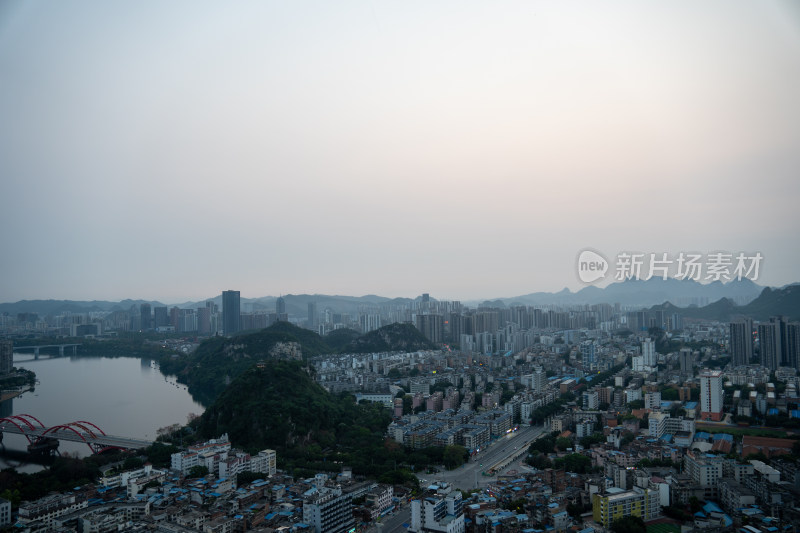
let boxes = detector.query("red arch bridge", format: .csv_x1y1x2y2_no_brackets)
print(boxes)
0,414,154,455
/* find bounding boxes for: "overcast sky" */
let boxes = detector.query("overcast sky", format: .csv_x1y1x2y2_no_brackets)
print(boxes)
1,1,799,303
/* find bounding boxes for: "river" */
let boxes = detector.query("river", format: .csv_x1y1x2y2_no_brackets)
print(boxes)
0,354,204,472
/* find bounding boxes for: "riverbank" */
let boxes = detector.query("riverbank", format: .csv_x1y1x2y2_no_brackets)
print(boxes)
0,386,31,402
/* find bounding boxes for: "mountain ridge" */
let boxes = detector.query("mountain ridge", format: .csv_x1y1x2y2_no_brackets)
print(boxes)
0,278,776,315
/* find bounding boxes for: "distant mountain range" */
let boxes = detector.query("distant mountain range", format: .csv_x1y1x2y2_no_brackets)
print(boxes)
1,278,795,319
649,284,800,322
474,277,767,308
0,299,165,316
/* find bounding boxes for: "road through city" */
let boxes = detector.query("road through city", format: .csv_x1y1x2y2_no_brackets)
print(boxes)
427,423,548,490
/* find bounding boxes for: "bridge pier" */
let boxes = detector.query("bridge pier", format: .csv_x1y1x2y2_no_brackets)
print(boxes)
34,347,40,357
28,437,59,456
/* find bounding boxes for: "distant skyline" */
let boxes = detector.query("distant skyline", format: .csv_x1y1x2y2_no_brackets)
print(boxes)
2,1,799,303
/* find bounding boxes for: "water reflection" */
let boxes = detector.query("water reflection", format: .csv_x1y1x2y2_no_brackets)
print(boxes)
0,354,203,472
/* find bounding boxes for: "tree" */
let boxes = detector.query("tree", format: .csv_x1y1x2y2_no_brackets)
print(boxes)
579,432,606,449
526,451,552,470
188,465,209,478
555,437,572,451
473,393,483,411
554,453,592,474
509,498,526,514
443,445,468,470
689,496,703,514
238,471,267,485
610,515,646,533
567,502,590,519
530,433,557,455
660,387,679,401
403,395,413,415
123,456,144,470
0,489,21,507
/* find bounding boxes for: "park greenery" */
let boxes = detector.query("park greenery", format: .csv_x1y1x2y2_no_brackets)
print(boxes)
610,515,647,533
194,359,460,479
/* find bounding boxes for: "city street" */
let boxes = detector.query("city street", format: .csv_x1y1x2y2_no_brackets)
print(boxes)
376,506,411,533
431,424,547,490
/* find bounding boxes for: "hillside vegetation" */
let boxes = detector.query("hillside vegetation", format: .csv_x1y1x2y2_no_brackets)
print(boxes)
159,322,331,405
326,322,435,353
160,321,435,406
195,360,446,480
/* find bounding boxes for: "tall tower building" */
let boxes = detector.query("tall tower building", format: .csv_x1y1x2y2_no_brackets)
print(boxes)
679,348,694,373
729,320,753,367
0,340,13,375
153,306,169,328
787,322,800,371
307,302,318,330
772,316,790,367
197,306,211,335
140,303,152,331
758,321,781,370
276,296,286,315
222,290,241,335
416,314,443,344
642,338,656,367
700,370,723,421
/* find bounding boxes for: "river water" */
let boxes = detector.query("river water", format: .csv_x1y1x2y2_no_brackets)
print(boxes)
0,354,204,472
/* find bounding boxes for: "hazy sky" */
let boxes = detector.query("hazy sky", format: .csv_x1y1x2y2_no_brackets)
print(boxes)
2,1,799,303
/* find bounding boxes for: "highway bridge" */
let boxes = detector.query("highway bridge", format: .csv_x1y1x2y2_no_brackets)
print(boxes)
0,414,154,455
13,344,81,357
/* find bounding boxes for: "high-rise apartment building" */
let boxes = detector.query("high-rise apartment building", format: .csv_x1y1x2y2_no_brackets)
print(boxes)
757,316,800,370
303,486,354,533
197,305,211,335
642,338,656,367
307,302,318,330
758,321,781,371
679,348,694,373
729,320,753,367
700,370,723,421
140,303,152,331
416,314,443,344
222,290,241,335
787,322,800,371
0,340,13,375
153,306,169,328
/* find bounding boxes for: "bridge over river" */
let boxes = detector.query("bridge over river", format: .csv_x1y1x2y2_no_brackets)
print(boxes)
13,344,82,357
0,414,154,455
